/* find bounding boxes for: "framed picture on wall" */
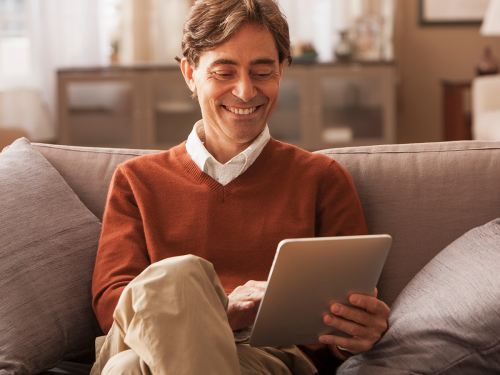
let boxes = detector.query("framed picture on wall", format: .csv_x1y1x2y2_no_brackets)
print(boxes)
419,0,490,25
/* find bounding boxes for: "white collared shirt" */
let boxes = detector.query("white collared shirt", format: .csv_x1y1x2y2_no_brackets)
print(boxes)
185,120,270,186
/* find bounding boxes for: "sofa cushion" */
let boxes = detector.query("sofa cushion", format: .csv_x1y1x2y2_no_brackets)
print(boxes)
320,141,500,307
0,138,102,375
337,218,500,375
32,143,159,222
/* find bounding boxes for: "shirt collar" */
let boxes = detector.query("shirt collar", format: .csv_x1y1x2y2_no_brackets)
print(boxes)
185,120,270,172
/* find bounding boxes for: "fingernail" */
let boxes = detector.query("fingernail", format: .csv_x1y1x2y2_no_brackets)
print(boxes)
325,315,334,324
352,295,360,304
332,304,341,314
319,336,329,344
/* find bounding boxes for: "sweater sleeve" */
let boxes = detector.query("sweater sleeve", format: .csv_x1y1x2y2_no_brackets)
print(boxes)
300,159,369,371
92,165,151,333
315,159,368,238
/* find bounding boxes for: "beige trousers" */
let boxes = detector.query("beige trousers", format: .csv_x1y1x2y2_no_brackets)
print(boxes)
90,255,317,375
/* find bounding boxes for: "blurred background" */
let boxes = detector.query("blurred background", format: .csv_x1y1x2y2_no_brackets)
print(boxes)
0,0,499,150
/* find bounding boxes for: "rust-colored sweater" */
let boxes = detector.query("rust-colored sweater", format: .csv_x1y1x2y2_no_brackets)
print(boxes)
92,138,368,369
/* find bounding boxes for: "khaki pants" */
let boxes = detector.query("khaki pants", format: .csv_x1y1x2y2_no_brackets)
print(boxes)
91,255,317,375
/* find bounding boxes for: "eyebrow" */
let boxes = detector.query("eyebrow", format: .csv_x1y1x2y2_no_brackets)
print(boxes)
208,58,277,69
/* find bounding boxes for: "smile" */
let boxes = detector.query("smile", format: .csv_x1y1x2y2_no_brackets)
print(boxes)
223,105,260,115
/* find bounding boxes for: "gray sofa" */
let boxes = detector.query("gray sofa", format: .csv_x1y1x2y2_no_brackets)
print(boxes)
2,138,500,374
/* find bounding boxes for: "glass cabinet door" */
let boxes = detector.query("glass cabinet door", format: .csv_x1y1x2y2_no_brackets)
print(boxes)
63,78,136,148
268,77,302,144
313,65,395,149
147,69,202,149
268,66,310,149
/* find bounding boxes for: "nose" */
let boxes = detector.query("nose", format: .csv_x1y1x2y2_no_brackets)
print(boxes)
232,73,257,103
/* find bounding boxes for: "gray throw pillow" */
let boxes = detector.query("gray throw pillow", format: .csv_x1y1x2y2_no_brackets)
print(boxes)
0,138,102,375
337,218,500,375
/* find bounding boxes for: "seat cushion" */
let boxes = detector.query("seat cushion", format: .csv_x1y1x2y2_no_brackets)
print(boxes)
39,362,92,375
0,139,102,374
337,218,500,374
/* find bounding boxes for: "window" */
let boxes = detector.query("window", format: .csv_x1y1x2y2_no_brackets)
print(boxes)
0,0,32,87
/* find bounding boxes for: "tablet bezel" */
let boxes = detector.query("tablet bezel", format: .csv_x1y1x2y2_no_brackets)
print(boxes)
249,234,392,347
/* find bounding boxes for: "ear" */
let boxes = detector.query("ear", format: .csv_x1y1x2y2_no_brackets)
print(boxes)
278,60,285,82
180,58,197,93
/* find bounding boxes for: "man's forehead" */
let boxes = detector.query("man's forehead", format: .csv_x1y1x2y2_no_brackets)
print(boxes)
206,57,277,69
197,23,279,67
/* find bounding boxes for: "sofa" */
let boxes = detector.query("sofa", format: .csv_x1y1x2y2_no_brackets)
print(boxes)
1,138,499,375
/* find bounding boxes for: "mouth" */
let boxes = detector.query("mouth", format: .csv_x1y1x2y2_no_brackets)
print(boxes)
222,105,261,116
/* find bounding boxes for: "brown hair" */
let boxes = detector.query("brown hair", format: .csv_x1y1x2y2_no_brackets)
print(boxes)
175,0,292,68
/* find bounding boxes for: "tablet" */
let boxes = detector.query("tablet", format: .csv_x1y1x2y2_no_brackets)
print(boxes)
248,234,392,347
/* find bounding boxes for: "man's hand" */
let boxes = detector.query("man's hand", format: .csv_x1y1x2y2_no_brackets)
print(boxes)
227,280,266,331
319,288,390,355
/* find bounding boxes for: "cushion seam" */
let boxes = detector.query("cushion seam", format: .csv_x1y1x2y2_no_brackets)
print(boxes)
318,147,500,156
32,143,160,157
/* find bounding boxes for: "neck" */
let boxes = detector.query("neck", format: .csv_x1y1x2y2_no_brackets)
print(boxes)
204,137,253,164
202,124,264,164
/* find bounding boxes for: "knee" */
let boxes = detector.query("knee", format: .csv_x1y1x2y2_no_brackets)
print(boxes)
152,254,214,276
102,350,144,375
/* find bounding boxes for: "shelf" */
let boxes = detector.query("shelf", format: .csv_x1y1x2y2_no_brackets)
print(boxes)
155,101,198,114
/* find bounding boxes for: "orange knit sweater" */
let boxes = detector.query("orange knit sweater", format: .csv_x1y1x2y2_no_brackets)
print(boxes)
92,138,368,366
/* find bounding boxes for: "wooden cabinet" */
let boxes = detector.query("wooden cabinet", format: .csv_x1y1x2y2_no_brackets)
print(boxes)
441,80,472,141
58,62,396,150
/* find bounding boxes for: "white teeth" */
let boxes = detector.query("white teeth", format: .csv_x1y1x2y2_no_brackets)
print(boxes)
225,106,257,115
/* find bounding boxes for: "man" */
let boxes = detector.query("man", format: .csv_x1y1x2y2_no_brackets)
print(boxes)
91,0,390,374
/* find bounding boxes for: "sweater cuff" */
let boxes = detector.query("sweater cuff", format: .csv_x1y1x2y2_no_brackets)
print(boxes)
333,345,355,360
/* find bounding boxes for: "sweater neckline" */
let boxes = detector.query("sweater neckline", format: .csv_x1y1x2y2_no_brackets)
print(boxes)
175,138,277,201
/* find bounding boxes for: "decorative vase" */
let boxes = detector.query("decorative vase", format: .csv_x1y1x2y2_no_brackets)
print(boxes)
476,47,498,76
334,30,352,62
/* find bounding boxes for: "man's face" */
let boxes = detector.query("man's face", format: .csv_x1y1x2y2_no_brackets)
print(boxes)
182,23,284,151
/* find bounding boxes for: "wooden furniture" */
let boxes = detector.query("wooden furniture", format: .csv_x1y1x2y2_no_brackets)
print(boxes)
441,80,472,141
0,128,29,150
58,62,397,151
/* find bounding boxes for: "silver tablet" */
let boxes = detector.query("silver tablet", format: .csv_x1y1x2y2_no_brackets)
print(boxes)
249,234,392,347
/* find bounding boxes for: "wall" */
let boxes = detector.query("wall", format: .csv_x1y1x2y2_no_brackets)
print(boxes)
393,0,500,143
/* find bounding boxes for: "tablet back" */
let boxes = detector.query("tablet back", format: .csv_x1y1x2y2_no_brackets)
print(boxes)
249,235,392,347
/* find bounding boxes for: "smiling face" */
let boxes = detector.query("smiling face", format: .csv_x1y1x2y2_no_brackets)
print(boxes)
181,23,284,162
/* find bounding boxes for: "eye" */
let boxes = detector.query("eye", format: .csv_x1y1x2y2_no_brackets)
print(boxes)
253,72,272,80
213,71,234,79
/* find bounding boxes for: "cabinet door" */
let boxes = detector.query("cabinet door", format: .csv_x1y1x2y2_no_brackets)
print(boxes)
145,69,202,150
59,72,140,148
312,65,396,149
268,65,311,150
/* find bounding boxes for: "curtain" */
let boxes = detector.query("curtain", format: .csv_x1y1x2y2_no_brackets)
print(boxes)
118,0,189,65
29,0,108,141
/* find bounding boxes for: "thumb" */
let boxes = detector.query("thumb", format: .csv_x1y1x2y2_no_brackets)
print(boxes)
237,301,254,311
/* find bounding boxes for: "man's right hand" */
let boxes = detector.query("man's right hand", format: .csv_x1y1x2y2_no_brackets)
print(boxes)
227,280,267,331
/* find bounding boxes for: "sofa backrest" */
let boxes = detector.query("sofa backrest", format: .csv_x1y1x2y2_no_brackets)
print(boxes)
33,140,500,308
318,141,500,307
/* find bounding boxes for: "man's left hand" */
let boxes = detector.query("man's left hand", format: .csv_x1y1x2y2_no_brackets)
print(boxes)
319,288,390,355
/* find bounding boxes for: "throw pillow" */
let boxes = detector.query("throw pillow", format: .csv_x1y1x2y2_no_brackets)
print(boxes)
337,218,500,375
0,138,102,375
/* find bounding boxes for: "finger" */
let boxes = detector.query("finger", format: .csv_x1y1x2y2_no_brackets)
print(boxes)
373,287,378,298
323,313,377,341
228,300,255,312
244,280,267,289
329,303,379,329
230,286,265,302
349,294,390,318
